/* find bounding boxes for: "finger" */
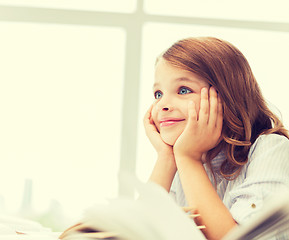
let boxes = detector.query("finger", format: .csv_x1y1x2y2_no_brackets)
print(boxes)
143,105,153,128
143,104,156,127
182,206,198,214
187,100,197,124
208,87,218,127
198,88,209,124
143,104,160,135
216,95,223,131
143,104,153,123
59,223,83,239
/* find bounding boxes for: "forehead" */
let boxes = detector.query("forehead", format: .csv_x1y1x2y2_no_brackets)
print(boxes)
154,58,207,87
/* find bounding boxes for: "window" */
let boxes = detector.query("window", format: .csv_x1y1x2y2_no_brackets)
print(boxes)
0,0,136,12
0,21,125,222
144,0,289,22
0,1,288,230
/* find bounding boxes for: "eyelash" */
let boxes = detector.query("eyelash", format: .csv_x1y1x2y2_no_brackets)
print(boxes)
178,86,193,95
154,86,193,99
154,90,162,99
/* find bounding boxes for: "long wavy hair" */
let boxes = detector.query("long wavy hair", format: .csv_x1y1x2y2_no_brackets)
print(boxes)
161,37,289,179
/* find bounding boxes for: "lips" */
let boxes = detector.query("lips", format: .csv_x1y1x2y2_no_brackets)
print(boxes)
159,118,185,127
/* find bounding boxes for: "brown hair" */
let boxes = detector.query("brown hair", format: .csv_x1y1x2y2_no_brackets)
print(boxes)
161,37,289,179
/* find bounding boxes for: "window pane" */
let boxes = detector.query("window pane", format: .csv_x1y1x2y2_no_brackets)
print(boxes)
0,0,136,13
144,0,289,22
0,22,125,223
137,22,289,181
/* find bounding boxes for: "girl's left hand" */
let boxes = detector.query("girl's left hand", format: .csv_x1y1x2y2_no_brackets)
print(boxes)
173,87,223,161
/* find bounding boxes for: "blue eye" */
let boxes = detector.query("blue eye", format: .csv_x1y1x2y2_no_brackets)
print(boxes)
178,87,192,95
154,91,163,99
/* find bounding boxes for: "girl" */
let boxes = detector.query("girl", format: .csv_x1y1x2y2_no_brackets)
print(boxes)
144,37,289,239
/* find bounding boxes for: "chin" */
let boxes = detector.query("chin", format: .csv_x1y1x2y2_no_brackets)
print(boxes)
160,133,179,146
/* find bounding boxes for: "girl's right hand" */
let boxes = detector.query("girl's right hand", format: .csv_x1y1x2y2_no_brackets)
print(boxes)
143,104,174,156
145,104,176,191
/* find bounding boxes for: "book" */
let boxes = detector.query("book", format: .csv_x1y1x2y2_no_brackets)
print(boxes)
0,214,60,240
59,174,206,240
59,174,289,240
1,176,288,240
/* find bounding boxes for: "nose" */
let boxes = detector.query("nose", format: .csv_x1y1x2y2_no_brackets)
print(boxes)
162,107,170,111
156,96,173,112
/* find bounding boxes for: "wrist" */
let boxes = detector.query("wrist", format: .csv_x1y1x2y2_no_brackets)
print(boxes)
156,153,176,168
173,149,202,161
157,148,175,160
174,151,203,167
150,154,177,192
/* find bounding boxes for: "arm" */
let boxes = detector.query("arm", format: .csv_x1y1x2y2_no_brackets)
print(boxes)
229,134,289,223
174,87,236,239
149,151,176,192
144,104,177,192
176,156,236,240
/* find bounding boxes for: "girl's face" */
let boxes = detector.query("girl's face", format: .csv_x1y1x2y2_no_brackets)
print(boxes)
152,58,210,146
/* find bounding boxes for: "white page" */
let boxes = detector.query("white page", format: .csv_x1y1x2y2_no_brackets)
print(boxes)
81,174,206,240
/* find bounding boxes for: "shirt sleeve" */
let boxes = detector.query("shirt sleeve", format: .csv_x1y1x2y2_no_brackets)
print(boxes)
169,172,188,207
228,134,289,224
169,174,177,202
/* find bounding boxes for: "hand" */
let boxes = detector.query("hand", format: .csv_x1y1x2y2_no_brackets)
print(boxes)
59,222,117,239
143,104,174,156
173,87,223,161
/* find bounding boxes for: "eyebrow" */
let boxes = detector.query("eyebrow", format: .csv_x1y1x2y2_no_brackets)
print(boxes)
176,77,199,84
153,77,200,88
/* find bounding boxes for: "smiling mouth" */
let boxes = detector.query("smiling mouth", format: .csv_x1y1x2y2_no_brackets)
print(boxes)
159,119,185,127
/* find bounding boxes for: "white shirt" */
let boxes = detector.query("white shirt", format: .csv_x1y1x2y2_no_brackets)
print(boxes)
170,133,289,224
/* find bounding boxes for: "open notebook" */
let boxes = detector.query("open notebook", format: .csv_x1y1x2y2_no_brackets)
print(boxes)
60,176,206,240
1,175,288,240
59,175,289,240
0,214,60,240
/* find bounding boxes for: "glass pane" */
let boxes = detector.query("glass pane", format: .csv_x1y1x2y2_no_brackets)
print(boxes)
0,22,125,224
144,0,289,22
137,22,289,181
0,0,136,13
